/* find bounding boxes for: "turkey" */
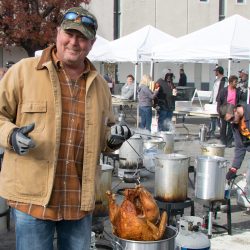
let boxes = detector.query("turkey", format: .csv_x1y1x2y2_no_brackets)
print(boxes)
106,185,167,241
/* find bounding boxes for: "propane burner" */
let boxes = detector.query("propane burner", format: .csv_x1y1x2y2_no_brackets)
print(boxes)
92,217,105,237
122,170,140,183
200,199,232,239
91,219,114,249
155,197,195,226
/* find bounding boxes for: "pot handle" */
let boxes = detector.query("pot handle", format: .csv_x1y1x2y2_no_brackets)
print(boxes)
110,238,124,250
218,160,230,169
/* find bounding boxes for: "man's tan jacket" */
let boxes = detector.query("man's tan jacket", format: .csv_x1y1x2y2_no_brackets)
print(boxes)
0,47,115,211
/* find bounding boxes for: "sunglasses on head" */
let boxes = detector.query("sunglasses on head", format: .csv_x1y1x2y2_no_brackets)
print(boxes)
63,12,97,31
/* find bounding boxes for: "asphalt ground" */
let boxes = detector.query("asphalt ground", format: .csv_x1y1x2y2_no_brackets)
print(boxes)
1,111,250,249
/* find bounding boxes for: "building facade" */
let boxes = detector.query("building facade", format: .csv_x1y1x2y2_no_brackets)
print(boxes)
89,0,250,89
1,0,250,89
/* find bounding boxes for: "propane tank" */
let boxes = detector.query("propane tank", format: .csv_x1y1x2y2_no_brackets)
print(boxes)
175,216,210,250
199,124,208,142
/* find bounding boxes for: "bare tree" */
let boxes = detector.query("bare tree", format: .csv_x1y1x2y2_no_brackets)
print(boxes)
0,0,92,56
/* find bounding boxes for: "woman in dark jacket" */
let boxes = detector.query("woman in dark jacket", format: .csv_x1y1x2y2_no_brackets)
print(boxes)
155,74,177,131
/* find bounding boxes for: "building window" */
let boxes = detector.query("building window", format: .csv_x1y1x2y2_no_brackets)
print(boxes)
236,0,245,3
219,0,225,20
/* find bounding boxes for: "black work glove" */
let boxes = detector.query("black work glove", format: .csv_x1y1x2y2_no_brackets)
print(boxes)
107,124,132,149
226,167,237,181
10,123,36,155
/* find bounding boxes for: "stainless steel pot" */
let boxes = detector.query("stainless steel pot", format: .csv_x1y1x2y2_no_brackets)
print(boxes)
154,154,190,202
112,226,177,250
201,143,225,157
158,131,174,154
195,155,228,201
143,138,165,151
119,135,143,172
93,164,113,217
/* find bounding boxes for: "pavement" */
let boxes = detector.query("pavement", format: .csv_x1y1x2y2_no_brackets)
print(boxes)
0,115,250,249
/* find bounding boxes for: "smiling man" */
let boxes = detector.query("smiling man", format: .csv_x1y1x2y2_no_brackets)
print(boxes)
0,6,131,250
219,103,250,181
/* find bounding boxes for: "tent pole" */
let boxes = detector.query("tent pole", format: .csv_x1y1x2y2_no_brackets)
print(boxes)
134,63,138,100
141,62,144,79
134,63,139,128
227,58,232,78
150,59,154,80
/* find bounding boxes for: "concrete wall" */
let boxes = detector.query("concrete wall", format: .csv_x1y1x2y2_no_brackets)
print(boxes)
227,0,250,18
87,0,114,40
119,0,219,37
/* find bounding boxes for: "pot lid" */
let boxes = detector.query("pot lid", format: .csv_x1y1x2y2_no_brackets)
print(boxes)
130,134,142,139
201,143,226,148
101,164,114,171
143,138,163,143
155,153,189,160
197,155,227,162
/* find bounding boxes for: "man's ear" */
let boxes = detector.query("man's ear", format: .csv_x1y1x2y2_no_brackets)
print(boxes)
90,37,96,46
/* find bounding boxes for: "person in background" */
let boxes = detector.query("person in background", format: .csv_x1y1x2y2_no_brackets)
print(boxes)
0,6,131,250
165,69,175,83
155,73,177,131
178,68,187,86
104,73,114,94
237,69,249,104
121,74,135,100
219,103,250,181
208,66,227,137
217,75,243,148
137,74,159,131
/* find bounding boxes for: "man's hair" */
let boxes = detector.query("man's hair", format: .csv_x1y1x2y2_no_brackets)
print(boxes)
228,75,238,83
219,103,235,119
214,66,224,74
127,74,135,81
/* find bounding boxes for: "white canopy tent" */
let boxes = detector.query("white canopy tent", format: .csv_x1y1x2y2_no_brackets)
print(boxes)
90,25,176,63
90,25,176,99
152,14,250,63
87,35,109,61
152,14,250,102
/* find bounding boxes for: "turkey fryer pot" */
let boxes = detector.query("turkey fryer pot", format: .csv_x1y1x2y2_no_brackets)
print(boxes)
112,226,177,250
154,154,190,202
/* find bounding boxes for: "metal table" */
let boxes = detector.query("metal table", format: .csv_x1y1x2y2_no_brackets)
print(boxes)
112,95,138,125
